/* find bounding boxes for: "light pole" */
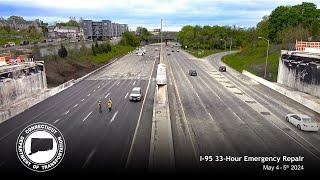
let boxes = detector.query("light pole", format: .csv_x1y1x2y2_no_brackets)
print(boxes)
258,36,270,78
160,19,163,50
220,39,226,53
228,37,233,53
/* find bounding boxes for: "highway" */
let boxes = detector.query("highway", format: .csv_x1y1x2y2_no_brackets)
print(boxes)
1,43,320,175
166,47,320,174
0,45,158,174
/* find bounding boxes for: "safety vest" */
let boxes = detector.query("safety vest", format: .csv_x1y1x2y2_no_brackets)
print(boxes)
107,100,112,108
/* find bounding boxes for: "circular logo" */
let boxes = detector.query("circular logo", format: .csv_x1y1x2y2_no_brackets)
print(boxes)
16,122,66,172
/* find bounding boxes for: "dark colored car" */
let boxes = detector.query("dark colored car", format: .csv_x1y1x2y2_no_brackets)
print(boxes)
2,44,10,48
20,40,29,46
172,50,174,52
189,70,197,76
219,66,226,72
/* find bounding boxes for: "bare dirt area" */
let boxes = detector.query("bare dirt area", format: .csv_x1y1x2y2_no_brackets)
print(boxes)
44,60,98,87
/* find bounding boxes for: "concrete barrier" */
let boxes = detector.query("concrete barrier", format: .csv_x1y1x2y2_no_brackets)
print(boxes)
243,70,320,114
149,44,175,171
0,54,128,123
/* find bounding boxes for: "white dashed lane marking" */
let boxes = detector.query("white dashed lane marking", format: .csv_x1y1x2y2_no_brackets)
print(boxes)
81,99,85,102
53,119,60,124
110,111,118,124
83,112,93,122
105,93,110,98
73,104,78,108
132,81,136,86
125,92,129,99
87,93,91,97
82,148,96,168
63,110,70,115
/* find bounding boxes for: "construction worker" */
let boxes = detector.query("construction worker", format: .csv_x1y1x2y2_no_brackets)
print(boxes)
107,98,112,111
98,100,102,113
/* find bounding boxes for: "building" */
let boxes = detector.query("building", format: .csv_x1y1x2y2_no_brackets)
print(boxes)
119,24,128,35
111,23,118,37
54,26,79,38
81,20,112,40
81,20,128,40
0,16,43,33
47,25,56,39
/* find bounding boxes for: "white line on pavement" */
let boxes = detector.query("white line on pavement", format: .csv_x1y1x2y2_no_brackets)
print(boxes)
53,119,60,124
81,99,85,102
87,93,91,97
98,86,100,88
109,111,118,124
83,111,93,122
73,104,78,108
63,110,69,115
126,57,156,168
93,89,96,92
117,82,120,86
82,148,96,168
125,92,129,99
132,81,136,86
105,93,110,98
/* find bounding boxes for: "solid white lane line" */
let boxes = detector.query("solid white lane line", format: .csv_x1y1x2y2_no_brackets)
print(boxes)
53,119,60,124
126,57,156,168
82,148,96,168
87,93,91,97
73,104,78,108
63,110,69,115
83,112,93,122
109,111,118,124
125,92,129,99
105,93,110,98
132,81,136,86
81,99,85,102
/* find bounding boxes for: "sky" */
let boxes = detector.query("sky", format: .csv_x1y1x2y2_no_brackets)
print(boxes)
0,0,319,31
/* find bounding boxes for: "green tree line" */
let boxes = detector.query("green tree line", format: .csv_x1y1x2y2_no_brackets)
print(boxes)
178,2,320,50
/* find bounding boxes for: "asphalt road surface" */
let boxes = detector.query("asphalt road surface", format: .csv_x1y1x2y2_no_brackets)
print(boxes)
0,45,158,175
166,48,320,175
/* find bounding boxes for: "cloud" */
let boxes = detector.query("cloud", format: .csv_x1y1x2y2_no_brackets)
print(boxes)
0,0,320,31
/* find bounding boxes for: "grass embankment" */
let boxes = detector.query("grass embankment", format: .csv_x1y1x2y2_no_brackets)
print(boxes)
185,48,224,58
222,45,281,82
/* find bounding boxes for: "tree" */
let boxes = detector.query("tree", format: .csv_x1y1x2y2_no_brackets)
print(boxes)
58,44,68,58
268,2,319,41
92,43,96,56
120,32,140,47
137,27,150,43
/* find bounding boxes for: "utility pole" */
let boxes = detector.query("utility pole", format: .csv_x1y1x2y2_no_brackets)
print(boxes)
220,39,226,53
229,38,232,53
160,19,163,64
160,19,163,50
